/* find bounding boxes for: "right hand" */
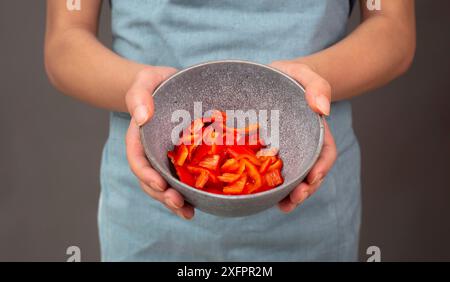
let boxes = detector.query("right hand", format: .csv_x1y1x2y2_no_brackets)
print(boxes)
125,67,195,220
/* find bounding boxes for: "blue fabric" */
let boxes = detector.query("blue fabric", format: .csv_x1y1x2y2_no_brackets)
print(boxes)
99,0,361,261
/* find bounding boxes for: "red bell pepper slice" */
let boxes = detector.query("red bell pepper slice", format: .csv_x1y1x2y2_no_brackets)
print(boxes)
264,169,284,188
175,144,189,166
226,147,261,166
188,118,204,134
221,158,240,172
186,165,219,184
223,173,247,195
202,110,226,124
178,132,202,146
167,151,176,164
190,144,211,164
221,123,259,135
217,173,242,183
194,170,209,189
256,147,279,157
218,159,246,182
199,155,220,171
267,159,283,172
202,126,225,155
174,165,195,187
244,135,264,151
258,157,272,174
241,159,262,193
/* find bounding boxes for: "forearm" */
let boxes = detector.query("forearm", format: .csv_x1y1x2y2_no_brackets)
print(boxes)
295,3,416,101
45,27,145,112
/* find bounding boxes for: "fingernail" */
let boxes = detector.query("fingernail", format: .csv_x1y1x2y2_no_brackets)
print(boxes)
133,105,149,126
176,210,191,220
150,181,164,192
297,190,309,204
310,173,323,185
315,95,330,116
167,198,181,209
302,190,309,201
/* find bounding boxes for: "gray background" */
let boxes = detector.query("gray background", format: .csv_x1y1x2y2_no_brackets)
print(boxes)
0,1,449,261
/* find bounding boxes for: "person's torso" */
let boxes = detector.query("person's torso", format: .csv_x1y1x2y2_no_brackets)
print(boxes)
100,0,361,261
110,0,351,67
109,0,356,143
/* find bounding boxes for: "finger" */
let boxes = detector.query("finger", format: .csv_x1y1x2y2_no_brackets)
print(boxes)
126,119,168,191
126,67,177,126
163,188,195,220
278,192,306,213
278,181,309,213
278,196,297,213
161,189,195,220
140,182,195,220
163,188,185,209
306,119,337,186
176,204,195,220
288,182,311,205
140,182,183,217
140,181,165,202
270,62,331,116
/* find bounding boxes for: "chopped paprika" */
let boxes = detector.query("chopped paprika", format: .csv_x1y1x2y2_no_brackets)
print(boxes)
167,110,285,195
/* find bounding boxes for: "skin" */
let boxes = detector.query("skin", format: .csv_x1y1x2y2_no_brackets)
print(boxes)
45,0,416,219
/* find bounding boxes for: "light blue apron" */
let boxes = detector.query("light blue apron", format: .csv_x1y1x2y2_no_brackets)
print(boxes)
99,0,361,261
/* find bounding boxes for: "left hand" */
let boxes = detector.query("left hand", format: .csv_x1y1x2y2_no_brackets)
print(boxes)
270,60,337,213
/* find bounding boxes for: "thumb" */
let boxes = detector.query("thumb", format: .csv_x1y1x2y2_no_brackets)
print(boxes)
126,67,177,126
270,61,331,116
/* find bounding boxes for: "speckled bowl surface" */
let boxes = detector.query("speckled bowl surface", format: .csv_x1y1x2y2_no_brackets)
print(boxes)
141,60,324,217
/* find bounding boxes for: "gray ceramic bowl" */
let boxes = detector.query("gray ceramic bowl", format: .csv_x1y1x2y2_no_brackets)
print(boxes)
140,60,323,217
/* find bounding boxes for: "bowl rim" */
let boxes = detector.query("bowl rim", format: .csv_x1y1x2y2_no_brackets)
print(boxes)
140,59,324,200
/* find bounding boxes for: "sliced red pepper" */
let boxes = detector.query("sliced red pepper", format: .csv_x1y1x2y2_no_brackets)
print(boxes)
167,151,176,164
220,122,259,135
269,156,278,164
194,170,209,189
259,157,271,174
168,109,285,195
188,118,204,134
202,127,215,152
267,159,283,172
199,155,220,171
235,123,259,135
187,144,198,160
264,169,284,188
178,132,201,146
241,159,262,193
207,129,226,155
223,173,247,195
202,110,226,124
244,134,264,151
221,158,240,172
175,144,189,166
210,143,218,155
217,173,242,183
186,165,219,184
236,160,246,175
174,165,195,186
190,144,211,164
226,147,261,166
256,147,279,157
216,111,227,120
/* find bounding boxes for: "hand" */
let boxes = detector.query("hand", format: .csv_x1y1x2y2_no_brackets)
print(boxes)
270,60,338,213
125,67,195,220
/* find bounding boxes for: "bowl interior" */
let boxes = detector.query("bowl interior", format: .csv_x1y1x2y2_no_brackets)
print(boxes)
141,61,322,195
